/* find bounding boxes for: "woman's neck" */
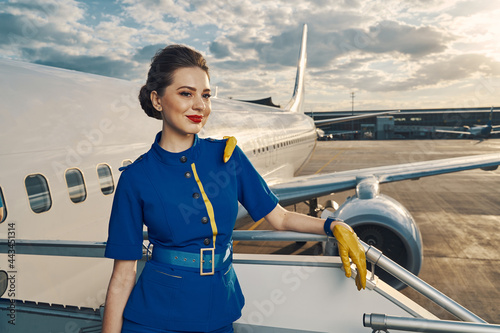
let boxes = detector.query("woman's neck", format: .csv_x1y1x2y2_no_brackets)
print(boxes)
158,130,195,153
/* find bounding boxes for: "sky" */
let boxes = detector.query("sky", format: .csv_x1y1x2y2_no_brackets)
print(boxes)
1,0,500,111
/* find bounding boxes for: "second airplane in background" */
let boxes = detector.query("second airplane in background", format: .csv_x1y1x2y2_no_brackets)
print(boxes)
435,106,500,139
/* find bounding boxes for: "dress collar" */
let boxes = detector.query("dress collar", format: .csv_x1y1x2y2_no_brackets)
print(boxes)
150,131,201,165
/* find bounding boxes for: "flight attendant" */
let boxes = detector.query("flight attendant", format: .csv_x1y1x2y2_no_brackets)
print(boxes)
101,44,366,333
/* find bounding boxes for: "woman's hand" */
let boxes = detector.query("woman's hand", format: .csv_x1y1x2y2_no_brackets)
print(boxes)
332,224,367,290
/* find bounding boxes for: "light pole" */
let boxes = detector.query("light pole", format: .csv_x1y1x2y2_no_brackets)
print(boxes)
350,92,355,133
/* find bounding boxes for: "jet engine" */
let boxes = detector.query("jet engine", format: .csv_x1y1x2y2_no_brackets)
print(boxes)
323,176,423,290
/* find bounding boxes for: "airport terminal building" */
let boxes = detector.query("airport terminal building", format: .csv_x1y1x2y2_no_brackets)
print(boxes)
307,107,500,139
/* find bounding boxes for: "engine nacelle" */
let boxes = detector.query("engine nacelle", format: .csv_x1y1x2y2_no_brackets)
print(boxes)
325,176,423,290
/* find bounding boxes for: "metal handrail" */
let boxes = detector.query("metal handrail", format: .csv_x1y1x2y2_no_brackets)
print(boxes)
363,313,500,333
232,230,486,323
232,230,327,242
362,244,485,323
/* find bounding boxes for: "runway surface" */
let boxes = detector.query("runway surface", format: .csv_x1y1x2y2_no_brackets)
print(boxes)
234,138,500,324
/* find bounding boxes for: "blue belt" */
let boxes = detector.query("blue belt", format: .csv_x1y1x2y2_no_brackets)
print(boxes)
151,245,232,276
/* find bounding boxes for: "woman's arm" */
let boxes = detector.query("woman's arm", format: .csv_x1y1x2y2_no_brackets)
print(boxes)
101,259,137,333
264,204,352,234
264,204,366,290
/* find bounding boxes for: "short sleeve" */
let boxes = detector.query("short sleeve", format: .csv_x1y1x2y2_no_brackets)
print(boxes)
234,146,279,221
104,170,144,260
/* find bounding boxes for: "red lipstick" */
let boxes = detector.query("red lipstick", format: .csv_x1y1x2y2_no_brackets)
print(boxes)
186,115,203,123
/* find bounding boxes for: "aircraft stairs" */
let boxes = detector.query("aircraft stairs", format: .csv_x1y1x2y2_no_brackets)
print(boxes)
0,297,102,332
1,231,500,332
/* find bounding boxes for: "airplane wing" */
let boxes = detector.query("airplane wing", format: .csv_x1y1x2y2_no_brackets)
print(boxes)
270,153,500,206
328,130,360,136
314,110,400,126
435,129,471,135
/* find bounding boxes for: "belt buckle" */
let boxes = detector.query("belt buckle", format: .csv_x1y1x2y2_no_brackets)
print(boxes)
200,248,215,276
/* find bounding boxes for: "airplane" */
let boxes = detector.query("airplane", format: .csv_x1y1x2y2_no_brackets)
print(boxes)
435,106,500,138
1,24,500,332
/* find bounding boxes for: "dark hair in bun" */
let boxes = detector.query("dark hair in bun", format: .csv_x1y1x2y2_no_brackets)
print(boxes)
139,45,210,120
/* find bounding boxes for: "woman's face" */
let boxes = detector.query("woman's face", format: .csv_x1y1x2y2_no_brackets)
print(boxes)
153,67,211,138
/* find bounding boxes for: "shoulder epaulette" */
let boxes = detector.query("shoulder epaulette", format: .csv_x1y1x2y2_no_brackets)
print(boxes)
223,136,237,163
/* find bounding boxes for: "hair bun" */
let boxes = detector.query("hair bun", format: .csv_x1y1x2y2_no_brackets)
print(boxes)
139,85,162,120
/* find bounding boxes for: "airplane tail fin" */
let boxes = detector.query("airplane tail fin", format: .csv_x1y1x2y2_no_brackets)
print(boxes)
284,24,308,113
487,106,493,126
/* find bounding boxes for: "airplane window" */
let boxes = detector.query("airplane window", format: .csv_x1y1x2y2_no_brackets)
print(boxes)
65,168,87,203
0,270,7,297
25,174,52,213
122,160,133,167
97,164,115,195
0,187,6,223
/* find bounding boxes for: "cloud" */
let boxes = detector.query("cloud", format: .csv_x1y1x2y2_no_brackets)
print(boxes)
408,53,500,86
0,13,28,46
350,53,500,93
330,20,453,59
210,16,453,76
0,0,89,45
448,0,500,17
209,59,260,75
0,0,146,79
133,43,168,62
0,0,97,60
0,12,85,47
209,41,231,59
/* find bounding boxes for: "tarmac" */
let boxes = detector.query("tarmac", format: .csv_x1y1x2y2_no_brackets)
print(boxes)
234,138,500,324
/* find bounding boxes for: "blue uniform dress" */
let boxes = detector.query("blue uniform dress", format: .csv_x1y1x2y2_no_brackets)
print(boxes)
104,132,279,332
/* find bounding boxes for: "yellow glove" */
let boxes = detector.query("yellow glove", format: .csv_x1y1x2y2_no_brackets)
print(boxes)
223,136,237,163
333,224,367,290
